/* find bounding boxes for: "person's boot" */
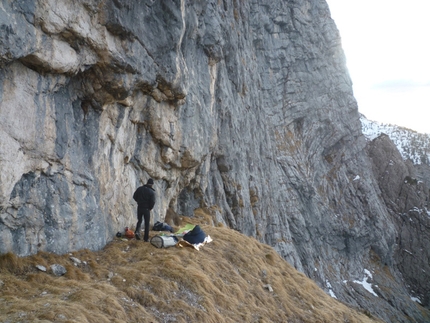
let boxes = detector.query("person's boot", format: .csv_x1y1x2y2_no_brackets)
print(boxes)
135,233,141,240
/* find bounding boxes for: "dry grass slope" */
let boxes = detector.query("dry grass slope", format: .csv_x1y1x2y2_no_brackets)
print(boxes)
0,217,383,323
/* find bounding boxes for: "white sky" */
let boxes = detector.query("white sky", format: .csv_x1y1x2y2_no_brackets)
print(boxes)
325,0,430,134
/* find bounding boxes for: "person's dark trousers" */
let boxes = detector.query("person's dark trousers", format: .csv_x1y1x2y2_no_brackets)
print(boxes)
135,205,151,241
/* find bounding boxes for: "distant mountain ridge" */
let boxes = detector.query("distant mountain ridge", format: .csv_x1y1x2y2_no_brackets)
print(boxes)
361,114,430,165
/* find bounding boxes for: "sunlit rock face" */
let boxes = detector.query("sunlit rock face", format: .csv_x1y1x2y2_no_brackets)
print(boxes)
1,1,428,321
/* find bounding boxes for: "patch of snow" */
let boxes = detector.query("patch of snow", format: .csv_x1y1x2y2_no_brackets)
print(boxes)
411,297,422,304
326,280,337,299
353,175,360,181
364,269,373,278
410,206,420,213
353,269,378,297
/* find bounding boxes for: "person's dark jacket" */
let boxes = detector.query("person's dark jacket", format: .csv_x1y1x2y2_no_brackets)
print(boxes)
133,185,155,209
183,225,206,244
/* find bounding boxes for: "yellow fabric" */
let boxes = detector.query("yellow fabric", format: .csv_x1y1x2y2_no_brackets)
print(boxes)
174,223,195,234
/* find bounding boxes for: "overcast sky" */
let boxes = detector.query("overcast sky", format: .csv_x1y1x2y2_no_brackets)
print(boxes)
325,0,430,134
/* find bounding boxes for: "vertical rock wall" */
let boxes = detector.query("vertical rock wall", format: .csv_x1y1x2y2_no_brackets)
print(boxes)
1,0,428,321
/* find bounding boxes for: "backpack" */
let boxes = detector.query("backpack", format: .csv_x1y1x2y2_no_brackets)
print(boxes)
152,221,164,231
183,225,206,244
124,227,135,239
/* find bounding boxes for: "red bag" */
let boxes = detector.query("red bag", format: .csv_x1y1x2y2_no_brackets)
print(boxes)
124,227,135,239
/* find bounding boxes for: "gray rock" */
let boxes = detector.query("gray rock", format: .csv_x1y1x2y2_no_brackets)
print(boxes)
263,284,273,292
50,264,67,276
36,265,47,272
69,257,82,265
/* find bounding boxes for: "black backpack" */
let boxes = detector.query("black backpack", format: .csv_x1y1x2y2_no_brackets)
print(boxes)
152,221,164,231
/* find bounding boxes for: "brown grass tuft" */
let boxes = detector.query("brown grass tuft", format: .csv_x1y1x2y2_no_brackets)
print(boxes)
0,252,29,275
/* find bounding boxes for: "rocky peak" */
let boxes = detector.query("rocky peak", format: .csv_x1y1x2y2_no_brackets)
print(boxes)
361,114,430,166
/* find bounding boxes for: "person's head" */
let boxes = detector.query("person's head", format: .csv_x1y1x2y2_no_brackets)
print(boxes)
147,178,154,186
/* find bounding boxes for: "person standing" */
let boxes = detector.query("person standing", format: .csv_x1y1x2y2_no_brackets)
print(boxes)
133,178,156,241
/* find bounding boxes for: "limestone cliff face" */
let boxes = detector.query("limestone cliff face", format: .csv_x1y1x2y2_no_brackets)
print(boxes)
1,1,429,321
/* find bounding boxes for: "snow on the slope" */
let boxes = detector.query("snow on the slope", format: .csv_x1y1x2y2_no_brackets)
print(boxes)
325,280,337,299
360,114,430,165
360,116,382,141
353,269,378,297
411,296,422,304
